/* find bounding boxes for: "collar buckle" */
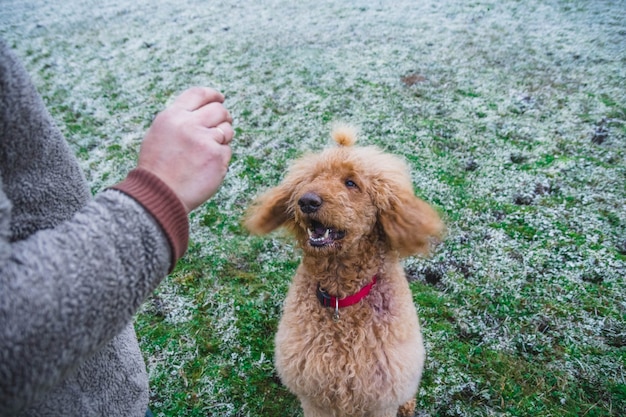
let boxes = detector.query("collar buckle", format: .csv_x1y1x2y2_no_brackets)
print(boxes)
316,286,333,307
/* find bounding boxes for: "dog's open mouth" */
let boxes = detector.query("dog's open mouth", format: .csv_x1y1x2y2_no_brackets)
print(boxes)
306,220,346,247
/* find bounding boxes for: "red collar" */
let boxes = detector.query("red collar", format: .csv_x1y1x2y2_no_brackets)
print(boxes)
316,275,377,309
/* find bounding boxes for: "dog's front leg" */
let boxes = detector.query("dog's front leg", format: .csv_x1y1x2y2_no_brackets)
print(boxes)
372,408,403,417
300,397,334,417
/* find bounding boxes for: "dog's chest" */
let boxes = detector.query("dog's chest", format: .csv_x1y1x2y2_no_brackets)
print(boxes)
276,293,403,385
278,311,387,388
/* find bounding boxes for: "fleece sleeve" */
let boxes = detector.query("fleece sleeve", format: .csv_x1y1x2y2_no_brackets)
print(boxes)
0,38,189,414
110,167,189,269
0,180,182,414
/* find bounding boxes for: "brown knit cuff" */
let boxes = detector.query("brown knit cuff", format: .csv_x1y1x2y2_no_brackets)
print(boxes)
109,168,189,271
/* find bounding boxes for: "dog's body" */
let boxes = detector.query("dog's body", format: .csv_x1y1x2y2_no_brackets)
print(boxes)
245,126,443,417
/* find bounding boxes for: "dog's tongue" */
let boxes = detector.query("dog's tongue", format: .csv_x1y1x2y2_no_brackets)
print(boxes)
307,221,346,247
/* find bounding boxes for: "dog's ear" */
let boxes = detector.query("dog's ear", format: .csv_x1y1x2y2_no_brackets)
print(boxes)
377,187,444,257
244,184,293,235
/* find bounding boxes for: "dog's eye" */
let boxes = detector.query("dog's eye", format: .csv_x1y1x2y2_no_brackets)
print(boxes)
345,179,358,189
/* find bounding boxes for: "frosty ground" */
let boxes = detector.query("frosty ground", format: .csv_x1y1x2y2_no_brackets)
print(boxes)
2,0,625,416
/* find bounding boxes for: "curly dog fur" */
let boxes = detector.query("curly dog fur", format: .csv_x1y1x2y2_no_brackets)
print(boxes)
245,125,443,417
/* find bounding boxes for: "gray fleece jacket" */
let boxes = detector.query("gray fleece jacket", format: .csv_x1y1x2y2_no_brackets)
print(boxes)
0,40,189,416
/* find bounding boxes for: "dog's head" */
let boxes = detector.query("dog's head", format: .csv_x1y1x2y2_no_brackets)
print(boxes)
244,125,444,258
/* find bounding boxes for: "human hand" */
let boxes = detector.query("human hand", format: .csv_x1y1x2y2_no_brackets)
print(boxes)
137,87,234,212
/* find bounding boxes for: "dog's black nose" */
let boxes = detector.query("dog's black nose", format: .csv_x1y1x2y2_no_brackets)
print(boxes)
298,192,322,213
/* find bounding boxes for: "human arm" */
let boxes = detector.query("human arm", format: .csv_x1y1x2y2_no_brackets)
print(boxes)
0,184,174,413
0,41,233,411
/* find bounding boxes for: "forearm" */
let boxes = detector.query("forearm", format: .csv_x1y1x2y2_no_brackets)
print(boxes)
0,190,173,413
110,167,189,268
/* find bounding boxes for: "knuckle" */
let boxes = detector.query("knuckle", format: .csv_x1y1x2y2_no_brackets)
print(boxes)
187,86,207,98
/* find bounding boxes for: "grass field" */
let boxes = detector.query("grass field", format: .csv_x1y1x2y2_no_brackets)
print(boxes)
2,0,625,416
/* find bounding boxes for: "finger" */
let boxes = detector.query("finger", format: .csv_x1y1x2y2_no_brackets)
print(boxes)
212,127,226,144
193,102,232,127
216,122,235,144
210,122,234,145
172,87,224,112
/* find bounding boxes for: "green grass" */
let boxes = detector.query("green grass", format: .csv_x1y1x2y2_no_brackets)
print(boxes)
2,0,625,415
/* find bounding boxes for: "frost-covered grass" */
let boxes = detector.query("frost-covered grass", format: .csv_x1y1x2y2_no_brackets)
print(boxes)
2,0,625,415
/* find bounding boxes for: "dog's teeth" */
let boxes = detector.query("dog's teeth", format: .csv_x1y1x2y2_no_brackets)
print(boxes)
324,229,330,239
307,229,313,238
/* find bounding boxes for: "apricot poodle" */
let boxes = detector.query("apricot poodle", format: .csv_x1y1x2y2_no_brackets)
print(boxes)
245,125,443,417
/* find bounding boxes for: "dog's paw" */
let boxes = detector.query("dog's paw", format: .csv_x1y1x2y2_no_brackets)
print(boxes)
397,398,416,417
